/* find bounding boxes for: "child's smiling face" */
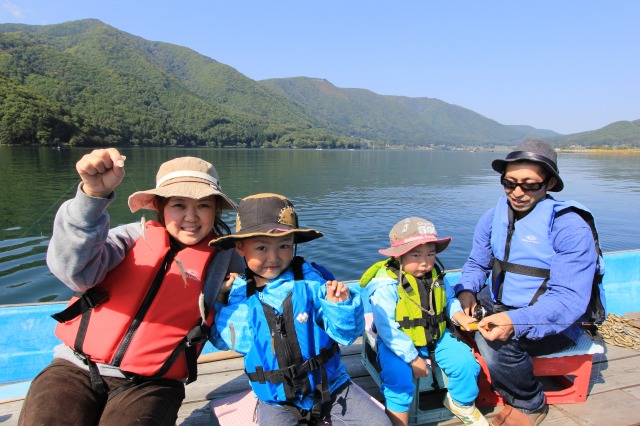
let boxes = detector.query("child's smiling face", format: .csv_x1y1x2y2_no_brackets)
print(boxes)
235,235,295,286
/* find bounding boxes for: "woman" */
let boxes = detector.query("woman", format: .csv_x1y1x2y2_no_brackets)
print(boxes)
19,148,244,426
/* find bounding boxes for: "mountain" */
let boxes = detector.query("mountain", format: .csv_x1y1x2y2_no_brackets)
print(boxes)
549,120,640,148
258,77,539,146
0,19,329,147
506,125,558,139
0,19,638,148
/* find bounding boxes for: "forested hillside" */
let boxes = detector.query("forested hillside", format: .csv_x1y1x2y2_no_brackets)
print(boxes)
0,20,350,148
258,77,528,146
549,120,640,148
1,19,638,148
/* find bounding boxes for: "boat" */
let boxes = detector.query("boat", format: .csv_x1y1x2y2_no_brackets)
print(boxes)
1,249,639,425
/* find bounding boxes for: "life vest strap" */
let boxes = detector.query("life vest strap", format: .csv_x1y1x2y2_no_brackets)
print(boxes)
245,342,339,386
155,323,210,384
70,351,108,399
397,312,446,329
291,256,305,281
277,370,350,425
51,288,109,323
497,259,550,279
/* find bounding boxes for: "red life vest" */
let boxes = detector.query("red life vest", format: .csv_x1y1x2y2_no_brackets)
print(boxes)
54,221,216,380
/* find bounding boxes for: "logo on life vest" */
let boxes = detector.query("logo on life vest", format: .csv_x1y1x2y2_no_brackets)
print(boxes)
185,269,202,282
296,312,309,323
521,235,539,244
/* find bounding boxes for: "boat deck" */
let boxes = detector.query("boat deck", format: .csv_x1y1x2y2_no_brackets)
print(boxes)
2,337,639,426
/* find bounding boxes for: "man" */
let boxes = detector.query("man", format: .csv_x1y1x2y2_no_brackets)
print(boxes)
455,139,604,426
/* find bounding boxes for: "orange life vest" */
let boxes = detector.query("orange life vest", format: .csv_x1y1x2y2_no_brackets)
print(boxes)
54,221,216,380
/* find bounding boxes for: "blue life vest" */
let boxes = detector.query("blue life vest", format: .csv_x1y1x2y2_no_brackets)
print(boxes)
242,258,345,412
490,196,606,326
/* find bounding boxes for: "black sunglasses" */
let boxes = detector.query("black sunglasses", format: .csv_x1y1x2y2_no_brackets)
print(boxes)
501,176,550,192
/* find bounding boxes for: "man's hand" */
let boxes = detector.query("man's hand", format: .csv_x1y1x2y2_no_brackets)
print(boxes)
456,290,478,317
76,148,126,198
477,312,514,341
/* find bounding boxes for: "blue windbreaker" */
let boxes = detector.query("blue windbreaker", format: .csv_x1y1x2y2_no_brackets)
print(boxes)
214,261,364,410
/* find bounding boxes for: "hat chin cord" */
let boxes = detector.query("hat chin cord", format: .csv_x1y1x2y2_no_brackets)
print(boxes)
244,264,259,297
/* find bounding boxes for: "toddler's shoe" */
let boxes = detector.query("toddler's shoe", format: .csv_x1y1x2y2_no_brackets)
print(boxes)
443,392,489,426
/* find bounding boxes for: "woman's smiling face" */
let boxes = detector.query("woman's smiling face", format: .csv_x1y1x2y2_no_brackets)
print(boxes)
162,196,217,245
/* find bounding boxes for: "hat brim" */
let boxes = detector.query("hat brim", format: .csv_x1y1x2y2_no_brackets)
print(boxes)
209,225,323,250
128,182,237,212
492,159,564,192
379,237,451,258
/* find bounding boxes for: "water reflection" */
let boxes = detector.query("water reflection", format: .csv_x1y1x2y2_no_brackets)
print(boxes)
0,147,638,304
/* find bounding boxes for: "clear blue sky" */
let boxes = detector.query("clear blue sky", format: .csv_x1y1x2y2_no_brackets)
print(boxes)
2,0,639,135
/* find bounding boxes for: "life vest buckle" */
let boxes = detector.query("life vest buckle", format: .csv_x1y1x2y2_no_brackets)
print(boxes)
303,356,322,373
83,289,109,309
73,350,88,364
284,364,299,379
186,332,208,347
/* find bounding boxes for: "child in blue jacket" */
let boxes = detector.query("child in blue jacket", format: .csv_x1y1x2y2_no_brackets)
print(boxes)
360,217,487,426
211,193,390,426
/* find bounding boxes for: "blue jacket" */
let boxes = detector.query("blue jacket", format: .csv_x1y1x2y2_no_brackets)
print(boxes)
456,195,599,342
214,261,364,410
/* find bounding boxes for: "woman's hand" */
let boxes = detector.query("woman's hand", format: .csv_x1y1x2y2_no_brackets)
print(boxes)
76,148,126,198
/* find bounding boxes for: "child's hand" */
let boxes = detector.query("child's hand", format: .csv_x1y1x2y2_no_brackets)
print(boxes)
410,356,429,378
76,148,126,198
216,273,238,303
325,280,350,302
452,311,479,332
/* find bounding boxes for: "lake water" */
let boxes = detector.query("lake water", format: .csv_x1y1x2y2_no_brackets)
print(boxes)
1,146,638,305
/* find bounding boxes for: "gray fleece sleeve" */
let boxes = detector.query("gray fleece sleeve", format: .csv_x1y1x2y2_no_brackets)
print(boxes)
46,184,140,292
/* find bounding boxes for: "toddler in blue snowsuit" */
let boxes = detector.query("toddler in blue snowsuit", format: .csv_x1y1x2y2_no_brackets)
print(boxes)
360,217,487,426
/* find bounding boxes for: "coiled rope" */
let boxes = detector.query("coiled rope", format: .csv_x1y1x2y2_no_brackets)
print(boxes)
598,313,640,351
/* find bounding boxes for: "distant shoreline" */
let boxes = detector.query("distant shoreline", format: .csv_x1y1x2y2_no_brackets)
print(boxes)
1,144,639,154
451,147,640,154
556,148,640,154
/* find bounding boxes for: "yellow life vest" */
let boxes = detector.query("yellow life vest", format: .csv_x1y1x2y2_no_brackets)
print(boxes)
361,258,447,347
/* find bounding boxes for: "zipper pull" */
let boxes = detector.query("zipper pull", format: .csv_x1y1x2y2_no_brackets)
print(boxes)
230,323,236,351
274,309,285,335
